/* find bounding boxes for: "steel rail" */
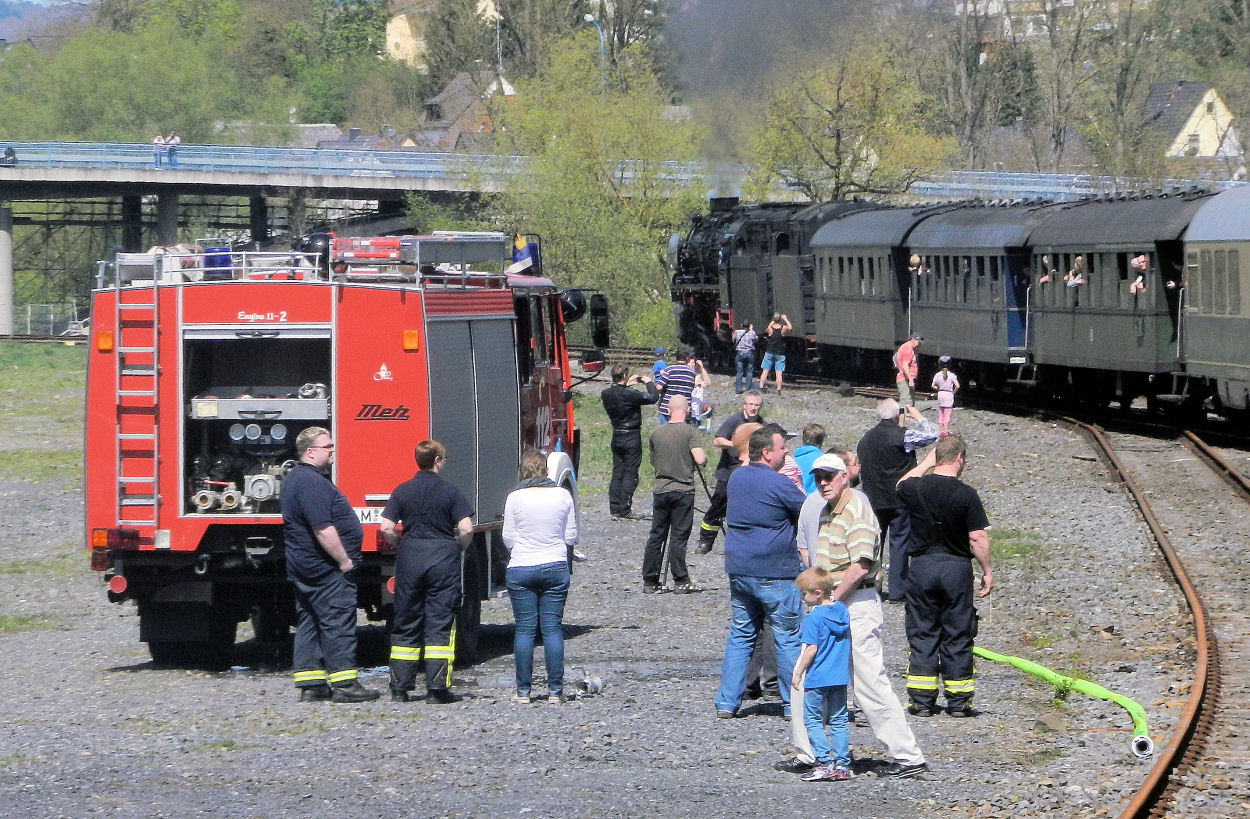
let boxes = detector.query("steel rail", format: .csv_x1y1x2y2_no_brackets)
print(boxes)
1053,418,1213,819
1180,429,1250,501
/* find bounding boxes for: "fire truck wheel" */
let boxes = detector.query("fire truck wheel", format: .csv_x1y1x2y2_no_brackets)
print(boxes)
144,606,237,670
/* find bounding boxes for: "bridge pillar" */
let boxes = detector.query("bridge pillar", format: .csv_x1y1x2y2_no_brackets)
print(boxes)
287,191,306,238
122,195,143,251
157,192,179,245
250,195,269,246
0,207,11,336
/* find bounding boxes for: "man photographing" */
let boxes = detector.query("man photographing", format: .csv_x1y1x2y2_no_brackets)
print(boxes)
601,363,658,520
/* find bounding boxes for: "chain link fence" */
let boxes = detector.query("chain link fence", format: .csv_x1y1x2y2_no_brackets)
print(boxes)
9,302,89,337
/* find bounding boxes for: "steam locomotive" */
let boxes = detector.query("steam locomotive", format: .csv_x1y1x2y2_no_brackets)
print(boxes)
668,187,1250,417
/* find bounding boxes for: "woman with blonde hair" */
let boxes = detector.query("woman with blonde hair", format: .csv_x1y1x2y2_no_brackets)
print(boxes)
502,449,578,704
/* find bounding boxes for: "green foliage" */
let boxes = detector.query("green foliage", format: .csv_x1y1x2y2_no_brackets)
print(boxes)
492,34,705,345
403,193,487,234
748,38,953,201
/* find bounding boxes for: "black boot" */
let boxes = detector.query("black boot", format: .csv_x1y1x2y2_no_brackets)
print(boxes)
298,685,332,702
331,679,381,703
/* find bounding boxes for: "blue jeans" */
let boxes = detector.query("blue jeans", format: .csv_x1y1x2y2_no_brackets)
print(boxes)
714,575,802,713
734,351,754,394
804,684,850,766
506,561,570,698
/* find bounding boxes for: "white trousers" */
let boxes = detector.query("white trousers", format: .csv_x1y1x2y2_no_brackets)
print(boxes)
791,587,925,765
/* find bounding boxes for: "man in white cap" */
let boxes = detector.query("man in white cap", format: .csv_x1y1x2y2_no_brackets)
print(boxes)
778,452,928,779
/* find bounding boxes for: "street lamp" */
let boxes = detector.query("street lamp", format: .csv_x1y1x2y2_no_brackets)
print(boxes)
583,12,605,92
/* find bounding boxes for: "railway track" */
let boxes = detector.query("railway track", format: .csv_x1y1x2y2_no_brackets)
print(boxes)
1061,421,1250,818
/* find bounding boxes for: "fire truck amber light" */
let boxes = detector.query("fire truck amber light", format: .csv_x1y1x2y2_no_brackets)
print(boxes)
96,331,114,351
93,528,141,550
107,576,128,595
402,330,420,351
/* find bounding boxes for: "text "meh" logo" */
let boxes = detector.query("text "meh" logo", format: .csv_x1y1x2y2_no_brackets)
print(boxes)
356,403,411,421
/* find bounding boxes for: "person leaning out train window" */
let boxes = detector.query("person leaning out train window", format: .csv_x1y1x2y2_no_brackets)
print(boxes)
1064,255,1085,288
1129,254,1148,295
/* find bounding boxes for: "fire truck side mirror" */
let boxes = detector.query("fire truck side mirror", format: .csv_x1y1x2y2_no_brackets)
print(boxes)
559,289,588,323
589,294,610,349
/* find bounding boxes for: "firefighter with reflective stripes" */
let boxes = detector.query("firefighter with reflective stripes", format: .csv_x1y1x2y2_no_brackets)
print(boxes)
381,439,474,704
895,436,993,718
281,426,381,703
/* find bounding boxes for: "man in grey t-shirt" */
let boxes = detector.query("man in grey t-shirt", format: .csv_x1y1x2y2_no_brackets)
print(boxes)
643,395,707,593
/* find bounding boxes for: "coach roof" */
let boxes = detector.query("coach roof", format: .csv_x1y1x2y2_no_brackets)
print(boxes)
1184,185,1250,243
1029,192,1214,247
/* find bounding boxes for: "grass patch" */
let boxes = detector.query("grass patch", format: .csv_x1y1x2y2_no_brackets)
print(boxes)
0,342,86,390
0,547,81,577
1019,747,1065,765
572,390,612,493
0,613,65,633
1049,666,1093,705
990,528,1044,562
0,449,83,484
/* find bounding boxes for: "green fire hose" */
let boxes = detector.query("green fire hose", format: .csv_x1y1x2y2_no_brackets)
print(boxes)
973,645,1154,758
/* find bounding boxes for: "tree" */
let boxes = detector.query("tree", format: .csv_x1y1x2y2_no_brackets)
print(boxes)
747,40,952,202
1081,0,1186,177
490,33,705,345
1007,0,1098,171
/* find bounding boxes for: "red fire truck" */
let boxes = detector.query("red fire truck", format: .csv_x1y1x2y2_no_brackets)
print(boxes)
85,232,593,668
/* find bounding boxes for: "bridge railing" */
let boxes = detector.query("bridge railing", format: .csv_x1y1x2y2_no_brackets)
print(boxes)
0,140,1239,200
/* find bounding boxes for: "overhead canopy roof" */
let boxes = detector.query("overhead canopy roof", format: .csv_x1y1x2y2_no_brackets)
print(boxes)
1028,193,1213,247
1184,186,1250,242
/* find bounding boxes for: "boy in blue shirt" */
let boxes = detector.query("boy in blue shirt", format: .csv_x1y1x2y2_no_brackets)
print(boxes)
790,566,853,782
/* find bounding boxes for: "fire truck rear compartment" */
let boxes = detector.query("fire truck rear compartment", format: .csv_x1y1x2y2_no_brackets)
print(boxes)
182,334,331,514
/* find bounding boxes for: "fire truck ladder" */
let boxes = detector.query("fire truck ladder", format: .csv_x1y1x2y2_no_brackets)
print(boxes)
114,278,161,527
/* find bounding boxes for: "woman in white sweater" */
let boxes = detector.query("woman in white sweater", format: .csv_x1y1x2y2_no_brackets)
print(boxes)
503,450,578,704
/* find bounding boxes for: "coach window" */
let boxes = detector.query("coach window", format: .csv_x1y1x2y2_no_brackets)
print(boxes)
866,257,875,296
1199,251,1213,313
1228,250,1241,315
1214,250,1228,314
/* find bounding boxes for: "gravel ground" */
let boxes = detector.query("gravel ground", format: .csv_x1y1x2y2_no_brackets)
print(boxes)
0,372,1196,818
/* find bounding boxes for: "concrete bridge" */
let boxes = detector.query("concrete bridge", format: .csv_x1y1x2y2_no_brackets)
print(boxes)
0,139,1240,335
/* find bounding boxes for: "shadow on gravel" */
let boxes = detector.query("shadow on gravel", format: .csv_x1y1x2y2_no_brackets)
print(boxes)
105,623,602,674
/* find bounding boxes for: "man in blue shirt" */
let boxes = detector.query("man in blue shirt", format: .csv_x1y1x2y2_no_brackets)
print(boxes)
281,426,380,704
714,424,807,718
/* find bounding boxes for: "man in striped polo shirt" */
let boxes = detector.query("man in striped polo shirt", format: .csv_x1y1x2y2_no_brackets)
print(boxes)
782,453,928,779
656,347,708,424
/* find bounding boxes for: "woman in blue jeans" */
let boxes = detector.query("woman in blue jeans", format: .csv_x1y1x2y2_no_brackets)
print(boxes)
502,450,579,704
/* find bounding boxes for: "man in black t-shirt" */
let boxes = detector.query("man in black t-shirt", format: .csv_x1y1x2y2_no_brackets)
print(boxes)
600,363,658,519
896,436,992,718
281,426,381,703
381,440,475,703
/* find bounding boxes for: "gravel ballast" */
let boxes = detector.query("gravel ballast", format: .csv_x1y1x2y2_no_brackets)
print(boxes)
0,374,1196,818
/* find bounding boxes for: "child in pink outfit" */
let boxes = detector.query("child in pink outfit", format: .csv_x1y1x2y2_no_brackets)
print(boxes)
931,356,960,435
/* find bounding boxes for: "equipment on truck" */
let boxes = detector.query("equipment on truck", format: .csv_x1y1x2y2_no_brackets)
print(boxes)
85,231,596,668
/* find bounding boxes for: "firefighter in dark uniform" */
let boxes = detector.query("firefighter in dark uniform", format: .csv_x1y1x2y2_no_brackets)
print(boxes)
281,426,381,703
600,363,658,519
381,439,474,703
895,436,993,717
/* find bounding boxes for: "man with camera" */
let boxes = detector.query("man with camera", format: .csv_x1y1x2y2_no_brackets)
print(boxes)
601,363,659,520
856,399,938,602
